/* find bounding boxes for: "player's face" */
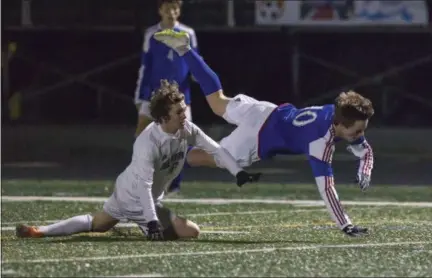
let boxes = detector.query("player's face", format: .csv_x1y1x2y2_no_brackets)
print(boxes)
165,100,187,131
338,120,368,142
159,3,181,25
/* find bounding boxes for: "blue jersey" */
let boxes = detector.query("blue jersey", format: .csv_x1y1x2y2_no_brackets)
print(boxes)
257,102,374,229
258,103,373,178
134,23,198,105
258,103,338,177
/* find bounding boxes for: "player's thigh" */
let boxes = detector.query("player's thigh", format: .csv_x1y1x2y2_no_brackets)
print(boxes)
156,204,199,239
223,94,276,126
214,126,258,168
91,211,119,232
95,195,122,232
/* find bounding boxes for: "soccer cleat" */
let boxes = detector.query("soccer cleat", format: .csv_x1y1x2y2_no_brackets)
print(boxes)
15,224,44,238
153,29,190,50
342,225,369,237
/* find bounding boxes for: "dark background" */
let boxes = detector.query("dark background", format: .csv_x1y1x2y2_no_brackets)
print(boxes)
2,0,432,184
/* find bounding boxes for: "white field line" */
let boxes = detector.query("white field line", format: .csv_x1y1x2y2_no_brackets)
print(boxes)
1,269,19,275
3,218,431,232
1,210,281,226
102,274,164,278
2,241,431,264
0,225,249,234
2,196,432,207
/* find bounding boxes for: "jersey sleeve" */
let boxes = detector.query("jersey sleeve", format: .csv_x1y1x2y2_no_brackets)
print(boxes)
130,140,158,223
307,130,352,230
135,29,154,103
189,28,198,51
188,122,242,176
346,136,374,176
308,129,335,176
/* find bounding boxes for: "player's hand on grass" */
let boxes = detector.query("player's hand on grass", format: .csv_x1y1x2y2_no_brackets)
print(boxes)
342,225,369,237
147,220,164,241
236,171,262,187
356,173,371,192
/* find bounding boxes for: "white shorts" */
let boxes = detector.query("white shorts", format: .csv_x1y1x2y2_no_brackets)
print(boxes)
103,190,175,229
138,100,192,121
215,94,277,168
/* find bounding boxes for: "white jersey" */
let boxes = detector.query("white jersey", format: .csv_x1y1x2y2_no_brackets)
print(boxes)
113,120,242,223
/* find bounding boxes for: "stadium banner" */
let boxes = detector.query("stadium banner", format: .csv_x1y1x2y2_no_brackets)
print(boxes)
255,0,429,26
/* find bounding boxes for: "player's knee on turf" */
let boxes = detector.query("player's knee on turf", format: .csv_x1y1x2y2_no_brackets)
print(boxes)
186,148,218,168
91,211,119,233
172,216,200,239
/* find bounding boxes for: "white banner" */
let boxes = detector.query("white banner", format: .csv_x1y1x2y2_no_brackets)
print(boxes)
255,0,429,26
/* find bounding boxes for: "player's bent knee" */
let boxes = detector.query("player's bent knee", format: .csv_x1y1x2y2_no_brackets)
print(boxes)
206,91,230,117
172,216,200,239
91,211,119,233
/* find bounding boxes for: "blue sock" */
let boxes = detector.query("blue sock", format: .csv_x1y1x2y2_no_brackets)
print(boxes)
183,49,222,96
168,146,194,193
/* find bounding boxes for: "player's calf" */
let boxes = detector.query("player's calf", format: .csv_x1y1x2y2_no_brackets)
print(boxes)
16,211,119,238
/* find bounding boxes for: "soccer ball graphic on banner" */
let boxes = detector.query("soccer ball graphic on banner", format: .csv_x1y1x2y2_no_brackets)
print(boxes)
256,0,285,20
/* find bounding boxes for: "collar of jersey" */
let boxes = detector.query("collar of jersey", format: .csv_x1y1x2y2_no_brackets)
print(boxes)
157,124,181,139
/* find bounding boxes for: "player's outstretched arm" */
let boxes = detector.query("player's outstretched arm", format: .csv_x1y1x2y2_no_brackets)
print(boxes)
154,29,230,117
346,136,374,191
308,157,368,237
188,122,261,187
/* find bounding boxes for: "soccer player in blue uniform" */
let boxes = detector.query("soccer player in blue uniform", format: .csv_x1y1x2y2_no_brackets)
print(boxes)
134,0,198,192
154,29,374,237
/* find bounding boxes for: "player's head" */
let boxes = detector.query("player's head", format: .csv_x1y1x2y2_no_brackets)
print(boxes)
150,79,187,132
158,0,182,26
333,91,374,142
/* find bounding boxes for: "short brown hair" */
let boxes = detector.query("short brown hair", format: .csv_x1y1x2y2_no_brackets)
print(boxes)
334,91,374,127
158,0,183,9
150,80,185,124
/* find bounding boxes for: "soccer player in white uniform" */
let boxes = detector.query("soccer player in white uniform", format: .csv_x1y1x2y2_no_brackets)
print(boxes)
153,30,374,237
16,80,261,241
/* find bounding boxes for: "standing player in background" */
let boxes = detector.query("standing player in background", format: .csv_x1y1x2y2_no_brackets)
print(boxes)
134,0,199,192
154,30,374,237
16,80,261,241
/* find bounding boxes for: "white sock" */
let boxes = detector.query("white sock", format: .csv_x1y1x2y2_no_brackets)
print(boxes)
38,214,93,236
